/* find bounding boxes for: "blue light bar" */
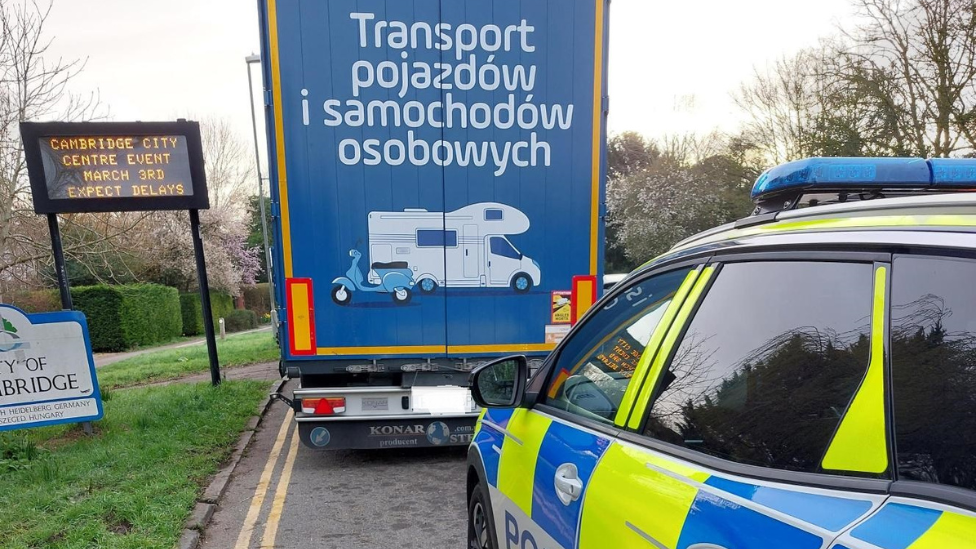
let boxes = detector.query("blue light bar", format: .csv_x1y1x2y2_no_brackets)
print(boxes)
929,158,976,183
752,157,976,200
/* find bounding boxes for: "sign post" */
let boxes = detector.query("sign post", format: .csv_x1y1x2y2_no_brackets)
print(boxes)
190,209,221,386
21,120,219,387
46,214,72,311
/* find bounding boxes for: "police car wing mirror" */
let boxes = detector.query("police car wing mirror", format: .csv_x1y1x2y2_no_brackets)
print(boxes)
469,356,528,408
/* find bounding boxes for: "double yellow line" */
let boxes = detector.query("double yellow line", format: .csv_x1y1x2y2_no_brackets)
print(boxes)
234,409,301,549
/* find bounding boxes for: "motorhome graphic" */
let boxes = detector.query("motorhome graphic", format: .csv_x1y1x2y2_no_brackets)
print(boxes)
331,202,541,306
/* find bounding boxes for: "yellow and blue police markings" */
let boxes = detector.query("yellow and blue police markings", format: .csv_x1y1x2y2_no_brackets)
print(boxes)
474,410,905,549
475,408,514,487
834,498,976,549
476,408,613,549
579,439,885,549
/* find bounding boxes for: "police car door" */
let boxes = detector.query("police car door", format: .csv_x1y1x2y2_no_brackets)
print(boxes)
831,254,976,549
578,258,895,548
488,264,704,549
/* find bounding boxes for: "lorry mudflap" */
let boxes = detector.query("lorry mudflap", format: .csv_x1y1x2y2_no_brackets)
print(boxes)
298,416,478,450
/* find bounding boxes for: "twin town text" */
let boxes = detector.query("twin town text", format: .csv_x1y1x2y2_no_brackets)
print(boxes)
0,355,95,427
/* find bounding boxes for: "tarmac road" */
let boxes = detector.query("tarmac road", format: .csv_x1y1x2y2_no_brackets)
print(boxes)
200,378,468,549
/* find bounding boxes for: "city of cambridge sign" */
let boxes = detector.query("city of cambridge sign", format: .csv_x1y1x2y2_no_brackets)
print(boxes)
0,304,102,431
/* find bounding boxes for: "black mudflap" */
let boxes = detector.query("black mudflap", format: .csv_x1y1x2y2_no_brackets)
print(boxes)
298,416,478,450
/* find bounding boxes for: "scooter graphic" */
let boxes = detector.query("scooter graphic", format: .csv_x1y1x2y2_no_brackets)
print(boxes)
331,250,415,306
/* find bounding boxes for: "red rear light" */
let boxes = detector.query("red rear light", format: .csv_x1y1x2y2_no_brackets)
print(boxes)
301,397,346,415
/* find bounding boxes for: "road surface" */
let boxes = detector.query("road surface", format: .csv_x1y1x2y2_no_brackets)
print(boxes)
200,378,468,549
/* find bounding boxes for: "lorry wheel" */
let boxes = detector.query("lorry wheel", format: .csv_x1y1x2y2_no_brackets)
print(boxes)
331,285,352,306
468,482,497,549
392,288,412,305
419,278,438,294
511,273,532,294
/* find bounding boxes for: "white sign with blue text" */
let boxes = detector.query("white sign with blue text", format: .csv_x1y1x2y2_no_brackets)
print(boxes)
0,304,102,431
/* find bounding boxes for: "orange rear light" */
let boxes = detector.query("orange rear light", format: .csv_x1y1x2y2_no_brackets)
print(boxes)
301,397,346,415
571,275,598,325
286,278,316,356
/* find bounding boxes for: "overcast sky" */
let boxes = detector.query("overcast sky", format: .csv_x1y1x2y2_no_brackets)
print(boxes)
44,0,854,170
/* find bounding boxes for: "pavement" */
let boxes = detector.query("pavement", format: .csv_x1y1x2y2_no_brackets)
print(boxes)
93,326,272,367
139,361,284,389
199,378,468,549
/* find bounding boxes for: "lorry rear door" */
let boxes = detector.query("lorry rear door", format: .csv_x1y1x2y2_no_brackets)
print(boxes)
439,0,609,358
261,0,608,361
263,0,451,359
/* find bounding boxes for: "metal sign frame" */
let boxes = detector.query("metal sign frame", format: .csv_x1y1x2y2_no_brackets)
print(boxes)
21,120,210,214
20,118,222,387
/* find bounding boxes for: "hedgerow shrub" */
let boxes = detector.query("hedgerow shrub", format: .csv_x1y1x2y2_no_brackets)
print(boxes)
4,290,60,313
225,310,258,333
118,284,181,347
241,283,272,318
72,284,181,351
179,291,235,336
72,286,126,351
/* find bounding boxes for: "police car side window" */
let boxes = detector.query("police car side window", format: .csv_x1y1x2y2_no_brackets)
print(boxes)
544,268,693,425
643,261,875,474
891,256,976,492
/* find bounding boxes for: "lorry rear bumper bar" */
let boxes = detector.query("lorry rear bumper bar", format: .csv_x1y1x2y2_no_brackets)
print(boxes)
295,412,479,422
297,414,479,450
293,385,477,418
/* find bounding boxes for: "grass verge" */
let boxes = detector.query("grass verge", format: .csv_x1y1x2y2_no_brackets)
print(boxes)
95,334,193,355
97,331,279,389
0,380,269,549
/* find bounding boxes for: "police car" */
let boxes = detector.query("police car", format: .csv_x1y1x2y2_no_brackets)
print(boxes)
466,157,976,549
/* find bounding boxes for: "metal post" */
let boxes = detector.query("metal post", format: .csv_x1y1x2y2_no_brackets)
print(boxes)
47,214,92,434
47,214,73,310
246,54,276,325
190,209,221,386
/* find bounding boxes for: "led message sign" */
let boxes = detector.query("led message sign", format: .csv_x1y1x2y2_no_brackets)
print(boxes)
22,121,209,213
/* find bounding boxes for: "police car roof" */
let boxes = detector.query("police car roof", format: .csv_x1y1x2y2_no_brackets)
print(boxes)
668,191,976,254
752,156,976,202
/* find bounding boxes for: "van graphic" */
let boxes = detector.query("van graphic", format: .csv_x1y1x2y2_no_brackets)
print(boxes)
331,202,541,306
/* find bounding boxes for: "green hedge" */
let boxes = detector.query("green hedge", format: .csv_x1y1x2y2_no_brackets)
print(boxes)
179,291,235,336
241,283,272,318
72,284,181,352
4,290,60,313
179,294,202,337
225,310,258,333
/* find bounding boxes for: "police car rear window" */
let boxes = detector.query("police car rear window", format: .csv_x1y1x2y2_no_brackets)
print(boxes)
891,255,976,492
643,261,876,475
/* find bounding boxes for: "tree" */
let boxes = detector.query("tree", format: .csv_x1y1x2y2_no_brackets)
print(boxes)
0,0,104,297
200,117,252,210
605,132,662,272
605,133,756,264
733,46,902,162
737,0,976,162
607,131,661,180
246,194,273,283
843,0,976,157
134,118,261,295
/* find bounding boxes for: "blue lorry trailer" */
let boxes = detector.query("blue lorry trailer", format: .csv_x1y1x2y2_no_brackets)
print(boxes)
258,0,609,450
